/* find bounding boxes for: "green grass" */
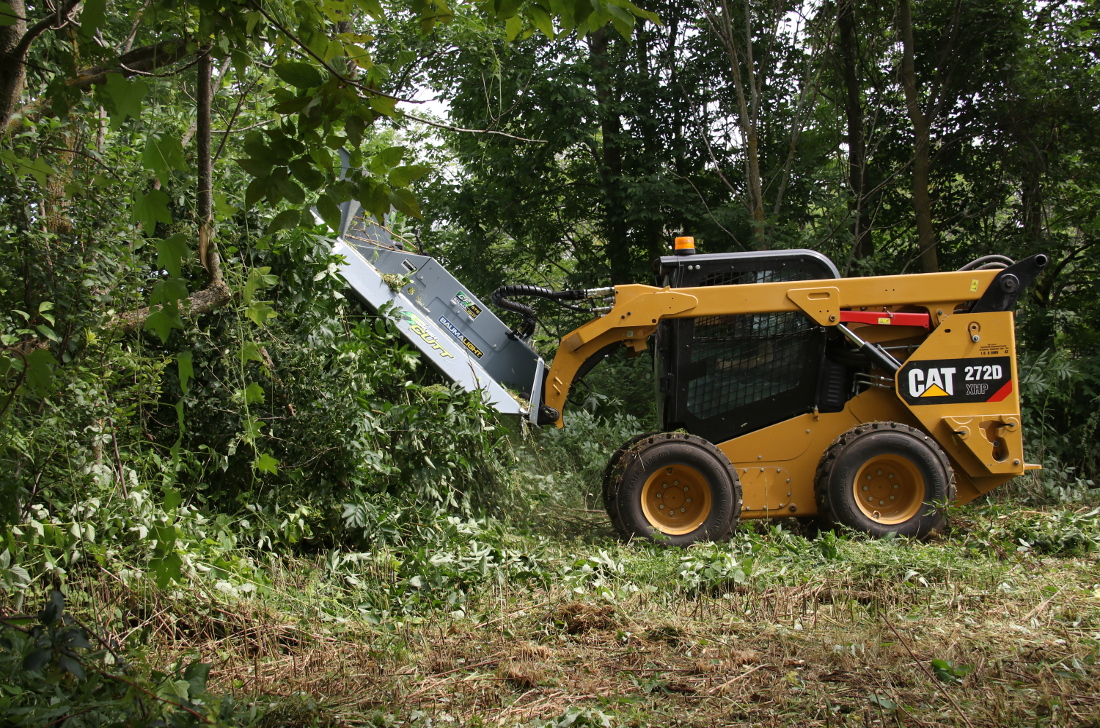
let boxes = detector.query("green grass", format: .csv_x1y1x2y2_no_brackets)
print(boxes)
7,505,1097,727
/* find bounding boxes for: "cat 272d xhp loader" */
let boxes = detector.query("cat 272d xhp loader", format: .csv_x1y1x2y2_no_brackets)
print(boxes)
331,203,1046,545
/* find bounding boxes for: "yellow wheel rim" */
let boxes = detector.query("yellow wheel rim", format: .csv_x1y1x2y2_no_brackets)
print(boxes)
853,455,924,524
640,464,712,536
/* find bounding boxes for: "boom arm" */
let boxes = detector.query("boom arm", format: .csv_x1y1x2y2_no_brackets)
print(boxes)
541,268,1007,427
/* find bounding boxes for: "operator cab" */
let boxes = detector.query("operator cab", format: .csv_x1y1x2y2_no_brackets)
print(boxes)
654,250,847,444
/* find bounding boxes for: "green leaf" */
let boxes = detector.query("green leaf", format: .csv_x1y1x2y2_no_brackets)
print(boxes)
150,552,184,588
1,151,56,186
144,305,184,344
154,524,178,549
390,188,422,218
272,168,305,204
529,4,555,38
24,349,57,396
58,655,85,686
606,4,634,37
133,188,172,235
267,209,300,234
163,486,181,510
177,350,193,394
606,0,658,24
237,157,273,178
245,176,271,207
104,74,148,129
0,1,20,26
351,0,385,19
243,382,265,404
156,233,189,277
231,49,251,79
171,679,191,699
289,157,325,189
274,61,325,89
368,180,391,221
243,131,278,162
239,342,263,364
388,164,430,187
505,14,523,41
243,266,276,305
184,662,212,694
254,452,279,474
35,324,59,342
315,193,341,231
346,115,365,147
370,95,399,116
499,0,524,18
377,145,406,168
868,693,896,710
79,0,106,38
149,279,189,306
240,415,264,442
246,300,278,325
143,135,189,186
22,650,51,672
214,191,239,219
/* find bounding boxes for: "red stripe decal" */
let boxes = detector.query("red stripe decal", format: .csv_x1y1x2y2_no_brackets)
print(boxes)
838,311,931,329
988,380,1013,402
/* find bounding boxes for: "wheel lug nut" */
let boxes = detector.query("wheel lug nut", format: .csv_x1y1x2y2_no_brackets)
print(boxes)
866,475,872,480
656,493,662,498
680,508,686,513
893,484,899,489
863,486,869,491
879,500,885,505
686,498,692,503
662,483,668,488
890,495,895,500
673,480,679,485
683,486,688,492
877,469,882,475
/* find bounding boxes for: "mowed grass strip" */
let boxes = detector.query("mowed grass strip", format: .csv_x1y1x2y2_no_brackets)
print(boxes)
42,507,1100,727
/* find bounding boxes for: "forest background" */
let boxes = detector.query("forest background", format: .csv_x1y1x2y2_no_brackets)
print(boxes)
0,0,1099,724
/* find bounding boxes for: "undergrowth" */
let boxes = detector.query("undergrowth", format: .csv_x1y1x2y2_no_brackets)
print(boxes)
2,328,1099,725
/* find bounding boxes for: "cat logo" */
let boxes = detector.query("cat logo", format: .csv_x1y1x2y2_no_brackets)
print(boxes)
898,356,1013,406
908,366,956,398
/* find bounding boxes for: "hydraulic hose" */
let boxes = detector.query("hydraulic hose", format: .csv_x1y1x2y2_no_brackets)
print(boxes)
490,284,609,339
958,255,1014,271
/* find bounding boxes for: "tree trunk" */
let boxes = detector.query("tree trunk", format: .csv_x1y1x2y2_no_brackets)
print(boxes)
0,0,28,128
838,0,872,260
898,0,938,272
590,28,630,283
706,0,766,249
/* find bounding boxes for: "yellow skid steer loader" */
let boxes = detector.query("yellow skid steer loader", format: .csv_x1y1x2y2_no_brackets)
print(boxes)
334,210,1045,545
491,241,1047,544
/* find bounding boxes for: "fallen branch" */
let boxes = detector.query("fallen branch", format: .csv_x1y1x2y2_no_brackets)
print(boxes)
116,279,232,335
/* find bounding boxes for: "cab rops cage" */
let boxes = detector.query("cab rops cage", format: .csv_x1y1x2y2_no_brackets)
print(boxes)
330,208,1046,545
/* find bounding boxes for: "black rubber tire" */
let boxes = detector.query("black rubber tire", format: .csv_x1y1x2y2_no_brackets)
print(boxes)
605,433,742,546
814,421,956,540
602,431,660,538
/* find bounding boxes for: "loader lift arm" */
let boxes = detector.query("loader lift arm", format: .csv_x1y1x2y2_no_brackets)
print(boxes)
542,267,1011,427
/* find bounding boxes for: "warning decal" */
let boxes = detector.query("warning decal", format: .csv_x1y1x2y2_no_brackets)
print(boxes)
898,356,1013,406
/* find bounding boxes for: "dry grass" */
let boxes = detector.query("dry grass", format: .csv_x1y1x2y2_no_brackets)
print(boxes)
65,514,1100,728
